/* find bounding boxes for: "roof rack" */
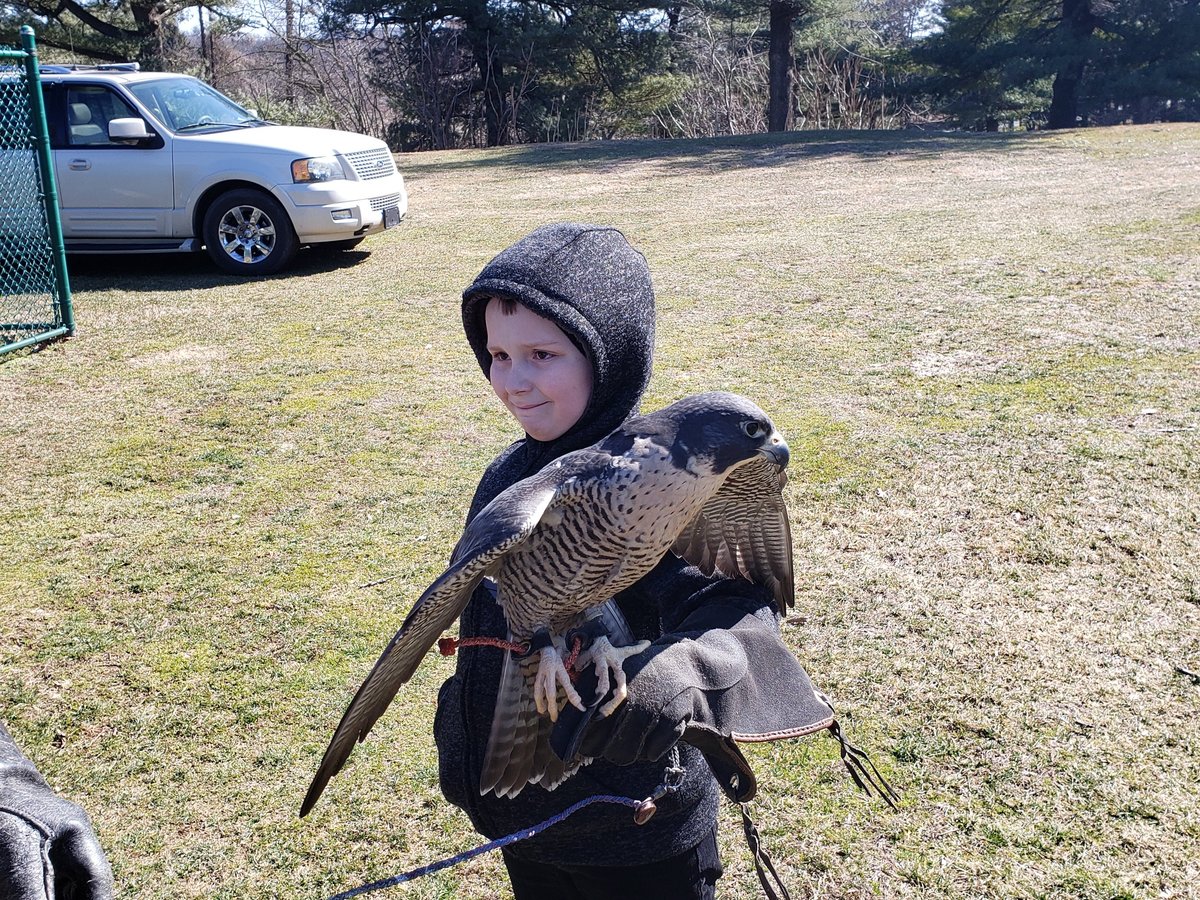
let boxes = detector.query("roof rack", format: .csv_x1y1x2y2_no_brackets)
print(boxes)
39,62,141,74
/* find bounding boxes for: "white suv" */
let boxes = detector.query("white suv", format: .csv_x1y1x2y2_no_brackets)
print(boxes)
37,63,407,275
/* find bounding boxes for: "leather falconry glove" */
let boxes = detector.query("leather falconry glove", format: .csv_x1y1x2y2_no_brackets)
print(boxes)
0,723,115,900
554,602,839,803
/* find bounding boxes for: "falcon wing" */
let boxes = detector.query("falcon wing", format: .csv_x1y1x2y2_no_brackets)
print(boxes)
300,475,564,816
671,455,794,613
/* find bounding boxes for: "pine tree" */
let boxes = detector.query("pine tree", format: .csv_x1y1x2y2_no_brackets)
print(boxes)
329,0,672,146
3,0,201,68
917,0,1199,128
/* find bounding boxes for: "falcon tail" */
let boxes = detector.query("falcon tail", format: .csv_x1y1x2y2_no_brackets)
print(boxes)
479,639,584,798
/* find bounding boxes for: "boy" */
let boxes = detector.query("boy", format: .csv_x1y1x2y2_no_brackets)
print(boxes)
435,223,823,899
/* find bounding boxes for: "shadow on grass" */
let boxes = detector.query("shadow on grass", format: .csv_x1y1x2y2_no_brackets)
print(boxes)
66,246,372,293
0,338,62,364
403,129,1068,177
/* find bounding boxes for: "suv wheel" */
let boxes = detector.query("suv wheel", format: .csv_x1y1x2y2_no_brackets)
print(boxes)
203,189,298,275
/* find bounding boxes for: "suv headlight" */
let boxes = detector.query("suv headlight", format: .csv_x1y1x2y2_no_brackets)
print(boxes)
292,156,343,183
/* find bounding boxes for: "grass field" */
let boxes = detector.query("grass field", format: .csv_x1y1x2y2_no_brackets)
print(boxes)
2,124,1198,899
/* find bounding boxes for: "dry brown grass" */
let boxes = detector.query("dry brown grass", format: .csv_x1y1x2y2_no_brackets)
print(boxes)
1,124,1198,899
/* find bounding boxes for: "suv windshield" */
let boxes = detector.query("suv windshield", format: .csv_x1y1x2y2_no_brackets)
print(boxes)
128,77,261,132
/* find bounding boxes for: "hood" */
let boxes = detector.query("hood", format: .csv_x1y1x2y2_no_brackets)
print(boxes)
462,222,656,452
173,125,385,157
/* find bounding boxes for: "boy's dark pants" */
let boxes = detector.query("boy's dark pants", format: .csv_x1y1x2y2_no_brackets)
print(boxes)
501,826,722,899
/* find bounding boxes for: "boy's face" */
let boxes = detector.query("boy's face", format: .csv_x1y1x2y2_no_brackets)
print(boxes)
484,299,593,442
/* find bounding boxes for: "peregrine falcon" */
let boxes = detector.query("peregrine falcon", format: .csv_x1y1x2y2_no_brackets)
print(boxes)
301,391,793,814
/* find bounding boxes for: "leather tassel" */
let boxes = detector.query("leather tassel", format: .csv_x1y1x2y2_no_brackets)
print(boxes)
829,720,900,810
733,772,793,900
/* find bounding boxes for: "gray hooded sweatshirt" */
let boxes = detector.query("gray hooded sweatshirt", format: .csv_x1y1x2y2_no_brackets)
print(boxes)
435,223,829,867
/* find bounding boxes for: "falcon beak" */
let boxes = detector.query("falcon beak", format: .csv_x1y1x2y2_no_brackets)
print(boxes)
758,433,789,467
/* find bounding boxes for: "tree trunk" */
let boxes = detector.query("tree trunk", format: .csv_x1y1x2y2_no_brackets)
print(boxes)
130,0,169,69
285,0,296,106
1047,0,1095,129
768,0,800,132
474,40,507,147
1048,64,1082,128
197,5,208,80
666,4,684,71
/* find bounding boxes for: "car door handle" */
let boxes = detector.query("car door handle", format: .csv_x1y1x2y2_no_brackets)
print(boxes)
69,159,91,170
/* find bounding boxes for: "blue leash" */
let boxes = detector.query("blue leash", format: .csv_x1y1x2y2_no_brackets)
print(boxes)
327,793,641,900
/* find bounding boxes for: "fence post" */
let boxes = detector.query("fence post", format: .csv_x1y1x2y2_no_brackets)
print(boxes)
19,25,73,335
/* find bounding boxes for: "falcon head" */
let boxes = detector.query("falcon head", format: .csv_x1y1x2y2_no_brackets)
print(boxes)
662,391,789,476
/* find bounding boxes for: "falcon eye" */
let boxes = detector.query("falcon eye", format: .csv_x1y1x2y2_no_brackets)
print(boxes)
741,421,767,439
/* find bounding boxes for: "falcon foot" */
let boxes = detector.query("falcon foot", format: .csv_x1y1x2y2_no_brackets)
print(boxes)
533,644,584,722
577,635,651,717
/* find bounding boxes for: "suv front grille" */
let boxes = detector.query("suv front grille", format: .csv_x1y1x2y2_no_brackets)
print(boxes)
370,193,401,211
346,149,396,181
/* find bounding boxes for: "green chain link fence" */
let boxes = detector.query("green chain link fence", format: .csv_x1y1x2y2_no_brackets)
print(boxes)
1,26,73,357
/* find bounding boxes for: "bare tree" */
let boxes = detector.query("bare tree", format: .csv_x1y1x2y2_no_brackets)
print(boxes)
369,20,480,149
654,7,768,137
194,0,394,138
793,42,901,128
860,0,938,45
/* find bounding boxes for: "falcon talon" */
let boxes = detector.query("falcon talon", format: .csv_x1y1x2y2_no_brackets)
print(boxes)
534,645,584,721
577,636,651,715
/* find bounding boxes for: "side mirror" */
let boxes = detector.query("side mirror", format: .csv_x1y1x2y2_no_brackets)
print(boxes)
109,117,152,141
245,108,258,119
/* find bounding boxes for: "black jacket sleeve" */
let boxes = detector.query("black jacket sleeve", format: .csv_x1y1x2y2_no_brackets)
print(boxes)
575,556,836,802
0,721,115,900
